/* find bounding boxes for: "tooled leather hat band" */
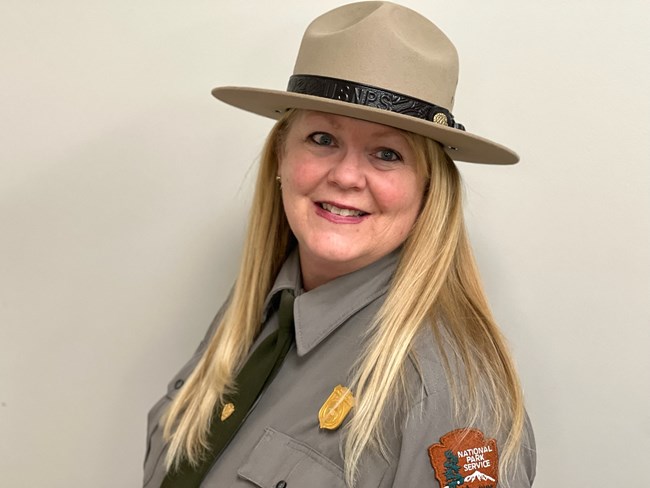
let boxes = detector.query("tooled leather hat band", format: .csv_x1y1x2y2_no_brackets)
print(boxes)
287,74,466,131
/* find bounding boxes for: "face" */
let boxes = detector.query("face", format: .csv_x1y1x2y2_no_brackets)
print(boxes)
279,110,426,290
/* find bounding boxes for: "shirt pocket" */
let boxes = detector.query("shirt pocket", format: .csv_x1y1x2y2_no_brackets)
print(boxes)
235,427,346,488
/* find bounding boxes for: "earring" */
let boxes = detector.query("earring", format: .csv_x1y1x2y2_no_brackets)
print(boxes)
275,175,282,188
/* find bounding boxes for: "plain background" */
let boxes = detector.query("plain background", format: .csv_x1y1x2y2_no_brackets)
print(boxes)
1,1,649,486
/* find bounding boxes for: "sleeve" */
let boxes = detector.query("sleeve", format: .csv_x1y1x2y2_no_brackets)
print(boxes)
142,292,232,487
388,395,536,488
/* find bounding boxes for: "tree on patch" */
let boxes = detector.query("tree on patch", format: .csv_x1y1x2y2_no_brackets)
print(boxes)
443,450,464,486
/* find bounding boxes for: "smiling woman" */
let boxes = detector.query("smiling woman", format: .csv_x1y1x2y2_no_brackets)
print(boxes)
143,2,536,488
279,111,425,290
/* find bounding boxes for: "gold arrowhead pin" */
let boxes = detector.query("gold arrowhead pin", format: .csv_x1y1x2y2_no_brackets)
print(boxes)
220,402,235,421
318,385,355,430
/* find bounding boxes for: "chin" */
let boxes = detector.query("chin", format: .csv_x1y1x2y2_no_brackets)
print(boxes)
314,249,364,265
303,245,373,271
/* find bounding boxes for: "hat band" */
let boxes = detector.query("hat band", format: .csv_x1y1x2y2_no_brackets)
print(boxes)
287,74,465,131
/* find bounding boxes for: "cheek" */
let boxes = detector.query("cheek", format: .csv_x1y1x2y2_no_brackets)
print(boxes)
374,174,424,216
283,156,324,192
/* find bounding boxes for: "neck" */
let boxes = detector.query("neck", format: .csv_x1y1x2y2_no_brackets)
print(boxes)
298,249,384,291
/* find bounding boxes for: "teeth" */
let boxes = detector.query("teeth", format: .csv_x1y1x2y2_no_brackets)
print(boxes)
321,202,364,217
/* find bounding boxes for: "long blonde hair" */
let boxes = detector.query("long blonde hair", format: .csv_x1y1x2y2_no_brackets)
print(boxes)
163,110,525,486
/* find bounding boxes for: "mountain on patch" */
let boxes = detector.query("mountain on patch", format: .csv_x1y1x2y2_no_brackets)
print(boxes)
464,470,496,482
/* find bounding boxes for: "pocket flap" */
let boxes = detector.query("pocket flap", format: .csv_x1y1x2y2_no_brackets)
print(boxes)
237,428,345,488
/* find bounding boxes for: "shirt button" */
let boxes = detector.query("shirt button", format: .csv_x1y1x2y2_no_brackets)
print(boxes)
275,481,287,488
174,379,184,389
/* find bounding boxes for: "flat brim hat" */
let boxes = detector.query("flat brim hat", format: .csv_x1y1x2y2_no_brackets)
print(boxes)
212,1,519,165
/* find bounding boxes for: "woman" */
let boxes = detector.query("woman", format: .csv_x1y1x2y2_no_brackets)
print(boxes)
144,2,536,487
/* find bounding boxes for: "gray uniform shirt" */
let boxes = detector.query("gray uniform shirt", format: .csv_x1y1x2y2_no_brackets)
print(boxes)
143,250,536,487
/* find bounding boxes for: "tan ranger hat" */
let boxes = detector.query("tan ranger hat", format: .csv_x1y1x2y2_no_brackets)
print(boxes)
212,1,519,165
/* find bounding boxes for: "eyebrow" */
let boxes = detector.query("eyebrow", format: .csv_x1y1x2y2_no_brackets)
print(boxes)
304,112,407,142
371,127,407,140
303,112,342,130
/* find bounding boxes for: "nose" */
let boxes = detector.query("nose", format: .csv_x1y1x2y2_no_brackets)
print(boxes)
327,151,367,190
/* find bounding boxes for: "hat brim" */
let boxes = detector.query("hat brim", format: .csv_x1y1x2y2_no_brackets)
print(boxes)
212,86,519,165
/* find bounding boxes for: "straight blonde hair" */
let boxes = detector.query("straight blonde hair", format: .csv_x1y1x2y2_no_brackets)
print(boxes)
163,110,525,486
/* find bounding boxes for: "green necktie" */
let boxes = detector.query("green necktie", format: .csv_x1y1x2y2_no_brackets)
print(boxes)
161,289,296,487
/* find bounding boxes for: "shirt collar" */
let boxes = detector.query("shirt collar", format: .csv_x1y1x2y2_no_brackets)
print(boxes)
263,248,400,357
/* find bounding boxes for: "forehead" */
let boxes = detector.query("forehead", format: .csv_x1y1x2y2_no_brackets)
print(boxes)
292,110,409,141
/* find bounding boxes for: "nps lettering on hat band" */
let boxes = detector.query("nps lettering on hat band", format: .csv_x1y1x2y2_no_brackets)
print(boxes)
287,74,466,131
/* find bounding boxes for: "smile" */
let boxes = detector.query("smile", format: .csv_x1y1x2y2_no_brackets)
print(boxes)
319,202,368,217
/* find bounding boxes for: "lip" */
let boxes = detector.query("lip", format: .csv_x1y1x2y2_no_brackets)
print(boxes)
314,200,370,224
319,200,368,213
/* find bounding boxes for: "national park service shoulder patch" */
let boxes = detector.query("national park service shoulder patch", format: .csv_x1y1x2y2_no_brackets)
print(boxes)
428,428,499,488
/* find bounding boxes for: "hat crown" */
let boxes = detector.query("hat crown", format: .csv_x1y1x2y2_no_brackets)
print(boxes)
293,1,459,111
211,1,519,164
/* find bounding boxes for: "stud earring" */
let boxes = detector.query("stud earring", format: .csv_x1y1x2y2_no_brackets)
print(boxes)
275,175,282,188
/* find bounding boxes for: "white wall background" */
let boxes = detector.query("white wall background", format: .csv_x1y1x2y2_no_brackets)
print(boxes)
1,1,648,486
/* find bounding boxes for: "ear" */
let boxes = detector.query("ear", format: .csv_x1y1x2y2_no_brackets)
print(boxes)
275,155,284,181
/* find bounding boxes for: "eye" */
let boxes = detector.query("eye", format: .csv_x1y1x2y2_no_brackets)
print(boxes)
374,148,402,162
309,132,335,146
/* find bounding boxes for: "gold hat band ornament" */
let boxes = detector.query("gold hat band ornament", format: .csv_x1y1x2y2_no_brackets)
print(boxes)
318,385,355,430
220,402,235,421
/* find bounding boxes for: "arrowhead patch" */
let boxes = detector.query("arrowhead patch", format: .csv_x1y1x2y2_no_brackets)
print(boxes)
428,429,499,488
